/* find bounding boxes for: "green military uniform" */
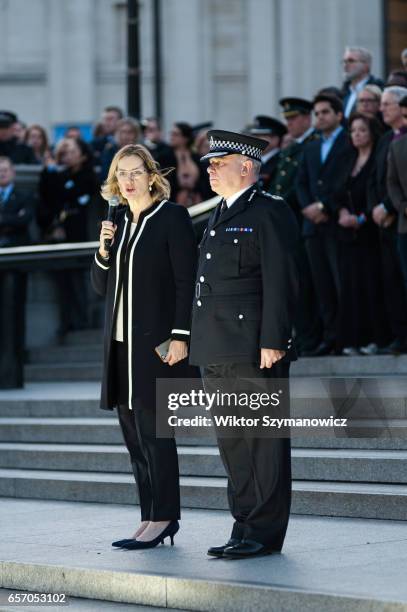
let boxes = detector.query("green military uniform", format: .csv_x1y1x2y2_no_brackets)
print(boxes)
269,97,321,354
270,97,319,224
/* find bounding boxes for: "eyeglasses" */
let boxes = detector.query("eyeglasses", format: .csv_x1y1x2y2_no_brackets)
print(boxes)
116,169,147,181
358,98,378,104
342,58,361,65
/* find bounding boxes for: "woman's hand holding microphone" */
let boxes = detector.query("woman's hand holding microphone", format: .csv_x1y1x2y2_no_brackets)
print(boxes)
99,221,117,259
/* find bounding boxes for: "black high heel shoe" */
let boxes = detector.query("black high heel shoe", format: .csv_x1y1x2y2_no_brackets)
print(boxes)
112,538,135,548
121,521,179,550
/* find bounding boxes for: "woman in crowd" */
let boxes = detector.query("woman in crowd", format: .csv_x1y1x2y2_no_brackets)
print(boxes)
38,137,99,337
334,112,389,355
169,121,211,205
25,124,51,164
91,143,197,550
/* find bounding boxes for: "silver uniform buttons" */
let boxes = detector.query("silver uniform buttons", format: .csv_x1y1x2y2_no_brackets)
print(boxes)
210,230,216,236
199,276,205,282
233,239,238,244
238,314,244,320
206,253,211,259
197,300,202,307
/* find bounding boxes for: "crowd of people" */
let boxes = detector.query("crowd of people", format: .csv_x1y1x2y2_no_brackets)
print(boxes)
1,45,407,356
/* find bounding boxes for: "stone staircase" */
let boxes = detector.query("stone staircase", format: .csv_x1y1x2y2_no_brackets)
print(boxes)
0,331,405,520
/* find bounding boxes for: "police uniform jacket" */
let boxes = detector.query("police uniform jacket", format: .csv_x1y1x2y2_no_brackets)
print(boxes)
91,200,198,410
189,185,299,366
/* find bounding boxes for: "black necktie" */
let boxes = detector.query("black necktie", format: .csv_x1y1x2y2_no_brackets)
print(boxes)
214,198,227,223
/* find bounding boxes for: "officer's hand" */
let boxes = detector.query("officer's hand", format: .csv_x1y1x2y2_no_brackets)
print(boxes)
164,340,188,366
99,221,117,258
302,203,322,221
260,348,286,369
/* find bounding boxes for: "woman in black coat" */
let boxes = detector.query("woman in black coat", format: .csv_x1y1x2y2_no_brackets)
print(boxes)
334,113,389,354
38,137,99,338
91,143,198,549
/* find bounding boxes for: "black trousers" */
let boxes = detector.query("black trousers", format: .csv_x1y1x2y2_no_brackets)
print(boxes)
114,341,180,521
0,271,27,389
202,360,291,550
379,229,407,341
305,227,340,345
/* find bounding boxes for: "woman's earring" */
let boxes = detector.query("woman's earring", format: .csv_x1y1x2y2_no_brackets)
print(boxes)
149,184,152,192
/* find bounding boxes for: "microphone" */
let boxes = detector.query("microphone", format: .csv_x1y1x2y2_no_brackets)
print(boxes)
104,195,120,253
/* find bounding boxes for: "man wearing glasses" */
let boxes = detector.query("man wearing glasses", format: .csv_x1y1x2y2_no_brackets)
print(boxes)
341,46,384,119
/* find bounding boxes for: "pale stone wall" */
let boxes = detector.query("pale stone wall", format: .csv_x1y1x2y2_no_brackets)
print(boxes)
0,0,384,138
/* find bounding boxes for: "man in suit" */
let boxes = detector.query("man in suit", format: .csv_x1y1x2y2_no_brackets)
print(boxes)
341,46,384,119
0,156,34,388
189,130,299,559
247,115,287,190
387,95,407,294
369,86,407,355
296,93,353,356
0,112,36,165
270,97,321,355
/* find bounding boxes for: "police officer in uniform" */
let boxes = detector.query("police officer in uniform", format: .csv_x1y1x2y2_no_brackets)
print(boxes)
189,130,299,559
270,98,321,354
247,115,287,190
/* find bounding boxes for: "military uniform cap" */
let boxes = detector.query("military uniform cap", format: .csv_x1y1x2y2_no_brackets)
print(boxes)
279,97,313,117
248,115,287,137
201,129,267,162
0,111,18,128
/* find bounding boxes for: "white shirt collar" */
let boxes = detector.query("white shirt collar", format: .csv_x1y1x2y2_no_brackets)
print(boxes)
349,75,370,93
261,148,280,164
225,185,253,208
295,126,315,144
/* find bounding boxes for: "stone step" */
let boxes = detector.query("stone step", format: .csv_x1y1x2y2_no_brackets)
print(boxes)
1,443,407,484
294,355,407,376
24,355,407,381
61,329,103,346
1,417,407,449
25,363,102,382
0,589,170,612
1,499,406,612
0,467,406,519
27,344,103,365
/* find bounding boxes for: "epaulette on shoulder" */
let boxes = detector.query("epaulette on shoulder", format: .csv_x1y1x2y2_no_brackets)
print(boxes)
261,190,283,201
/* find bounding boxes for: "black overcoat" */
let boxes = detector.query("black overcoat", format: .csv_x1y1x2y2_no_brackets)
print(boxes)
91,199,198,410
189,185,299,366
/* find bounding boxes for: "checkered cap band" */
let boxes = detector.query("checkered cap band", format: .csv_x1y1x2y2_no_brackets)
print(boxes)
209,136,263,161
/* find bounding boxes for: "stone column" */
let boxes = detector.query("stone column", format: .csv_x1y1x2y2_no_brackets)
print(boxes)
47,0,95,125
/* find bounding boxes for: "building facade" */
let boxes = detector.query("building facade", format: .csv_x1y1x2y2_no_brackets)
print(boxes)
0,0,387,139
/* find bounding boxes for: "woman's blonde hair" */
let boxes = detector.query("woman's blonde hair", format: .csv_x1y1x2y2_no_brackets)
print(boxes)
101,143,171,204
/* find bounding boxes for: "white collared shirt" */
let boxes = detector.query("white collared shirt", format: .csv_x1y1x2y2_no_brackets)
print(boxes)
295,126,315,144
344,75,370,118
225,185,253,208
261,148,280,165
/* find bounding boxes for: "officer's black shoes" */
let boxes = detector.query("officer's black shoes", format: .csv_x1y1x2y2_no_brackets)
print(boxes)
302,341,335,357
222,538,279,559
207,537,241,557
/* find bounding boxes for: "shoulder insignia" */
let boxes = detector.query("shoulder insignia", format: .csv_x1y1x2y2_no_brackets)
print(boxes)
261,190,283,200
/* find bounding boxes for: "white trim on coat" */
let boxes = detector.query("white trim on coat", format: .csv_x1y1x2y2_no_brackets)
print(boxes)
94,253,109,270
113,216,129,314
171,329,190,335
127,200,167,408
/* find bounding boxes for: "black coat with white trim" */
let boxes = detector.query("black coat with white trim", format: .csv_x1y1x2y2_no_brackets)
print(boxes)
189,185,299,366
91,199,198,411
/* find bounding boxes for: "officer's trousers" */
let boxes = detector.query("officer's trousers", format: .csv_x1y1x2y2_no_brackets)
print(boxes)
202,360,291,550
